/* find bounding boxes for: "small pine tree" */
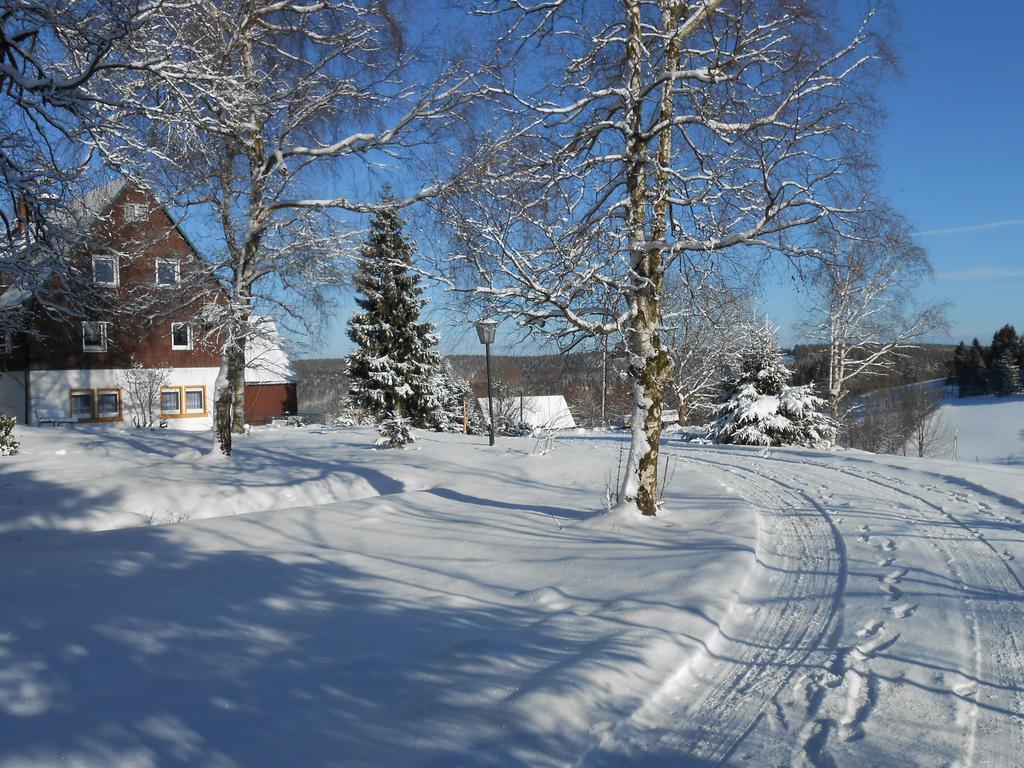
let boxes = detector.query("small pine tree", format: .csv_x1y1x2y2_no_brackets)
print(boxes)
708,321,836,448
0,415,19,456
376,412,414,449
346,194,442,447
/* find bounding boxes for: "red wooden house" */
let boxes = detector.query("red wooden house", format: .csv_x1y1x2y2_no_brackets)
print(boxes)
0,179,298,428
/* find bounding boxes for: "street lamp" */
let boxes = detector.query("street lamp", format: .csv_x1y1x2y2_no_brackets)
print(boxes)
475,317,498,446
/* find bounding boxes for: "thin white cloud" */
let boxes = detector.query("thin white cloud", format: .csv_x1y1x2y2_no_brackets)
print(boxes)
936,266,1024,281
917,218,1024,236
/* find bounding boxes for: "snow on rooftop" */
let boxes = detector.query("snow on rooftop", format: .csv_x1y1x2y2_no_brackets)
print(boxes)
245,316,299,384
477,395,576,429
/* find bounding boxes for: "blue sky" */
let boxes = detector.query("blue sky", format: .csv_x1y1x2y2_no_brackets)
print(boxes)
311,1,1023,358
766,0,1024,346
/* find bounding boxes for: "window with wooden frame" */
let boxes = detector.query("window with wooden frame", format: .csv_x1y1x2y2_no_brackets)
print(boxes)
82,321,109,352
156,258,180,285
160,386,181,416
69,390,94,421
68,387,122,422
171,322,192,350
184,386,205,414
161,385,207,418
92,255,118,285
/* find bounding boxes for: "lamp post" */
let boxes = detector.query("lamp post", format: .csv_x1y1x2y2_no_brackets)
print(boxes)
475,317,498,446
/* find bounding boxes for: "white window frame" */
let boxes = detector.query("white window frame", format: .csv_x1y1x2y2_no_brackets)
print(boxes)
92,255,118,286
82,321,109,353
183,386,205,414
155,258,180,286
1,332,12,354
160,387,181,416
124,202,147,222
170,322,192,350
95,388,121,420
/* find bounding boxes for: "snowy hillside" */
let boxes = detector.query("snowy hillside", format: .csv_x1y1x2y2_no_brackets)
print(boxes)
1,426,1022,766
935,394,1024,464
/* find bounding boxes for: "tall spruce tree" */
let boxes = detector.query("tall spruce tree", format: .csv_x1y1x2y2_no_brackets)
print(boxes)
346,198,442,447
962,339,989,396
989,325,1021,395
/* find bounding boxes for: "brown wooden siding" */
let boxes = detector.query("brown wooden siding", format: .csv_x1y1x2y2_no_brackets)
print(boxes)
18,183,224,371
244,383,297,425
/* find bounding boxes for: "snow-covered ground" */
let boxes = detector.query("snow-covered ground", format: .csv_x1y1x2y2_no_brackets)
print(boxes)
1,425,1023,766
935,394,1024,464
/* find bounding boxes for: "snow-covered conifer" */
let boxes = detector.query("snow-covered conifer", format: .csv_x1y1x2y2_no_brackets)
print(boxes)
347,199,442,446
989,353,1021,397
428,360,481,433
709,321,836,448
376,413,415,449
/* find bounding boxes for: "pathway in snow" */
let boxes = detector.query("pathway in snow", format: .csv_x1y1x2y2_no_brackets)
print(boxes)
590,445,1024,767
581,451,846,766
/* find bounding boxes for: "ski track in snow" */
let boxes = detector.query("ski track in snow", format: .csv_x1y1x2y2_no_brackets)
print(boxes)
579,451,847,767
607,446,1024,768
781,456,1024,768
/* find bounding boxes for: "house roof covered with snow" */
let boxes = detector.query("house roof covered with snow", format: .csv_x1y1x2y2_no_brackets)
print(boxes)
477,395,576,430
245,317,299,384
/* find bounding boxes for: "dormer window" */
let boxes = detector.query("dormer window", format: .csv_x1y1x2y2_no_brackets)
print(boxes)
124,203,147,222
92,255,117,286
156,259,180,285
171,322,192,350
83,321,109,352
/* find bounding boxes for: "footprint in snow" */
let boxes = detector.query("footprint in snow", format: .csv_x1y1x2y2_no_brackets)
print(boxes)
878,582,903,601
889,603,917,620
873,538,897,552
953,682,978,698
855,619,884,638
883,568,908,585
876,556,896,567
853,630,900,660
1000,550,1015,561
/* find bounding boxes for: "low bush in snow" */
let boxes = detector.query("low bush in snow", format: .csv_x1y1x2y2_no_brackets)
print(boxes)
0,415,20,456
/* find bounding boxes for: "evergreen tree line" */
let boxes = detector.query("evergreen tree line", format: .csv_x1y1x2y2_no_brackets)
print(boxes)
946,325,1024,397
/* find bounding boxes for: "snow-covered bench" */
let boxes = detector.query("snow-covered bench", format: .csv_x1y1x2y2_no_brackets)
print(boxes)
34,409,78,427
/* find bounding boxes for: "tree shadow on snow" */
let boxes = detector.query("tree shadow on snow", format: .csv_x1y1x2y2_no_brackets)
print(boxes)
0,510,734,768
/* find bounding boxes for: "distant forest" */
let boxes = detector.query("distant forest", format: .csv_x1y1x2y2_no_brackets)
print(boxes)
296,343,957,428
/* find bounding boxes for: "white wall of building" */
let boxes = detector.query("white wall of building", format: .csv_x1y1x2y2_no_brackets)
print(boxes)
0,372,27,424
29,367,220,430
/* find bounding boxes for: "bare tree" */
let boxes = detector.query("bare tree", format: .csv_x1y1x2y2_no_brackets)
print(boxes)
662,256,752,425
97,0,476,452
0,0,147,337
846,383,949,458
439,0,890,514
799,203,947,423
121,357,171,428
